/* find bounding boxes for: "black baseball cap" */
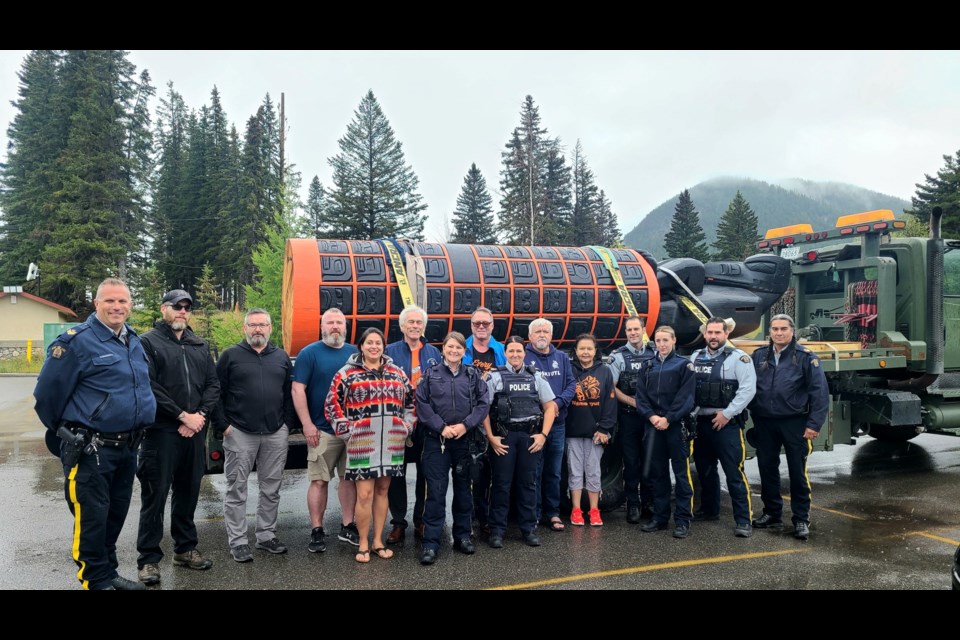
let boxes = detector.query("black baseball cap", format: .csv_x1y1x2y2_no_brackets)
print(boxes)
161,289,193,306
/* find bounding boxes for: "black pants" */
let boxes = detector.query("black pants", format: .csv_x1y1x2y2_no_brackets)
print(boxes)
693,415,752,525
489,430,542,536
388,428,426,529
620,409,654,510
647,422,694,527
136,429,205,567
421,434,473,552
63,441,138,590
754,415,813,525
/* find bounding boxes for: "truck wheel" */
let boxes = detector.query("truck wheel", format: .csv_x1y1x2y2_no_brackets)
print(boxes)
868,424,920,442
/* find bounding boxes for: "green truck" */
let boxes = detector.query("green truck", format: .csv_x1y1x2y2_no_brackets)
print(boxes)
736,207,960,449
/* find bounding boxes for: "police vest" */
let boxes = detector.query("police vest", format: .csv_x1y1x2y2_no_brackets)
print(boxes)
492,366,542,426
693,347,740,409
615,343,656,396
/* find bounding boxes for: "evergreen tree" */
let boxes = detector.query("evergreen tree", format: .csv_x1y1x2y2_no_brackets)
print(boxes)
326,90,426,240
0,50,67,288
569,140,601,245
301,175,328,238
712,190,760,261
193,262,219,341
41,50,151,312
539,143,573,245
909,148,960,238
596,189,622,247
151,83,191,290
498,96,550,245
663,189,710,262
451,163,497,244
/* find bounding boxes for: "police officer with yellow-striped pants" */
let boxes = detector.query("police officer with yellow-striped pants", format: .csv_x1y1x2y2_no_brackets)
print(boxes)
690,317,756,537
749,314,828,541
33,278,156,590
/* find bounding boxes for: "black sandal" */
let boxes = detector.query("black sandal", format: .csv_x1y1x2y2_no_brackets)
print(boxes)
355,549,371,563
549,517,565,532
372,547,394,559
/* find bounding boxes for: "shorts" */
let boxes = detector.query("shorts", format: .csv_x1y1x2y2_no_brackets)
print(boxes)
306,431,348,482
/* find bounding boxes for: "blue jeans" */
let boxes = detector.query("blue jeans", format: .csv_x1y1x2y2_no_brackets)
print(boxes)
536,422,565,521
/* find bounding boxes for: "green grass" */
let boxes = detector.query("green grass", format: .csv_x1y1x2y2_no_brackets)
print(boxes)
0,355,43,374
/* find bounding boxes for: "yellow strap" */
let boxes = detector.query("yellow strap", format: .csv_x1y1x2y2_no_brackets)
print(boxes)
589,246,648,342
382,240,415,308
678,294,710,326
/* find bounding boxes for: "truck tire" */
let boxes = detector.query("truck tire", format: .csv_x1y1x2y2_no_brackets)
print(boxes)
867,424,921,442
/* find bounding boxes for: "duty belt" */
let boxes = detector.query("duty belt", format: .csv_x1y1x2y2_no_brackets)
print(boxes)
502,419,541,433
65,423,144,448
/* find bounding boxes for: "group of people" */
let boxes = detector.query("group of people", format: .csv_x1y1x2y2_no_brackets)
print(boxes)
34,277,829,588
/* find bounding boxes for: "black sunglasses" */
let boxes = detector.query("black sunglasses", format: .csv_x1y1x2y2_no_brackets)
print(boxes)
168,303,192,311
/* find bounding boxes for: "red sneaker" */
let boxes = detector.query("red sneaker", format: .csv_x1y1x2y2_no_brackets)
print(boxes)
570,508,585,526
588,508,604,526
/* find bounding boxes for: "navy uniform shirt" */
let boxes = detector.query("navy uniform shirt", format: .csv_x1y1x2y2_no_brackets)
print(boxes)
34,317,156,434
750,339,829,432
634,350,696,425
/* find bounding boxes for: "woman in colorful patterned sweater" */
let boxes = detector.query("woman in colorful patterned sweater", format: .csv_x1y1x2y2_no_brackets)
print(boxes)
326,327,415,563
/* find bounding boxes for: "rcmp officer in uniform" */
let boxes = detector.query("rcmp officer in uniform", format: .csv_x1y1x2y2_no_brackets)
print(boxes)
607,315,657,523
689,317,756,537
33,277,156,590
749,313,829,540
483,335,557,549
636,326,697,539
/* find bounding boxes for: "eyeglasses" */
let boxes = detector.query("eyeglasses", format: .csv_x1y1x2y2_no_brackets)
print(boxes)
246,323,271,329
471,321,492,328
168,303,192,312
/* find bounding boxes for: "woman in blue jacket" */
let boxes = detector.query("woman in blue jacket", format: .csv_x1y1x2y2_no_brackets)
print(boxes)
635,326,697,539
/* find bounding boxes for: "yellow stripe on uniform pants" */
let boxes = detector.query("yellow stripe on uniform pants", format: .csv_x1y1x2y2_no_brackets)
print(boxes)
686,440,695,516
804,438,813,498
67,464,89,590
738,428,752,517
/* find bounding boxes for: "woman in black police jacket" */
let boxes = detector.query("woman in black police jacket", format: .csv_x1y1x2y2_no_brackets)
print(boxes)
634,326,697,539
482,335,558,549
415,332,490,566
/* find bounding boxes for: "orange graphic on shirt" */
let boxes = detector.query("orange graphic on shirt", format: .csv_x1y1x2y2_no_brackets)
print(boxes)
575,376,602,402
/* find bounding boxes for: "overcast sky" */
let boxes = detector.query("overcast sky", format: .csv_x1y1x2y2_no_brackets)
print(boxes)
2,50,958,241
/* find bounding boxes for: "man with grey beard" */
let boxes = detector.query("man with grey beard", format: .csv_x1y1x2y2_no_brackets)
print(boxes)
137,290,220,585
215,309,295,562
292,308,360,553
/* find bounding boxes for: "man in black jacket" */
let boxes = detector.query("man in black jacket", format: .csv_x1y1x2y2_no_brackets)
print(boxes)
136,290,220,585
216,309,294,562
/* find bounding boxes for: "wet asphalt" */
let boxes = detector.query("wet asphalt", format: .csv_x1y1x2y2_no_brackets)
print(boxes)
1,375,958,590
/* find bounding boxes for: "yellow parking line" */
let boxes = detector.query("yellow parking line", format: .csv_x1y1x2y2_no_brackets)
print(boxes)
908,531,960,546
488,548,808,590
777,495,865,521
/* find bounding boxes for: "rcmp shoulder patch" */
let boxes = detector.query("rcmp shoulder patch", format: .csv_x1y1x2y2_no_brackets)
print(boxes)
51,345,66,359
66,329,77,335
811,358,820,368
740,354,751,363
687,362,695,370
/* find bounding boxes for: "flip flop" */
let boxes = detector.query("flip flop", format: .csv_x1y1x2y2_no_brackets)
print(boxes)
373,547,394,559
355,549,371,563
549,517,565,532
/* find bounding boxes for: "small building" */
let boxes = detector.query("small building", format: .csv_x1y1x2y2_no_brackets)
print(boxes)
0,289,77,359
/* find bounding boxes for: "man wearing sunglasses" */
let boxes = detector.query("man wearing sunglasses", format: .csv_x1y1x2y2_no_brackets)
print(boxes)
136,289,220,585
462,307,506,535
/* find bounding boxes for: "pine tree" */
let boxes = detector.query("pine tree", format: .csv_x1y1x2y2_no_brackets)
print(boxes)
568,140,601,245
498,96,550,245
539,143,573,245
663,189,710,262
326,90,426,240
193,262,219,341
451,163,497,244
596,189,622,247
151,82,191,291
301,175,328,238
712,190,760,261
41,50,151,312
0,50,67,289
909,148,960,238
